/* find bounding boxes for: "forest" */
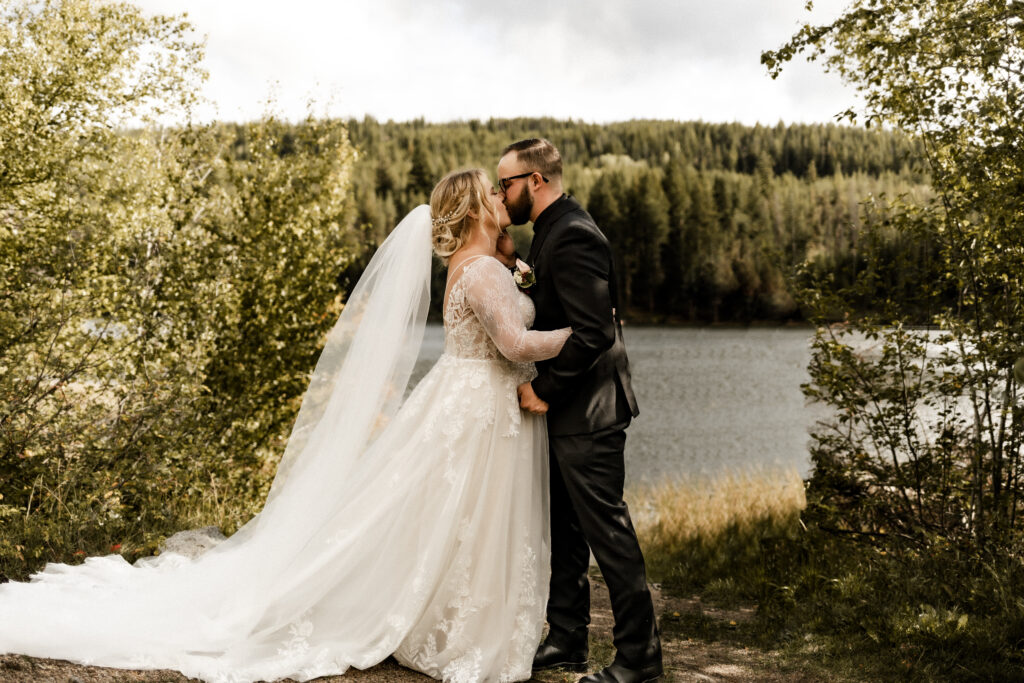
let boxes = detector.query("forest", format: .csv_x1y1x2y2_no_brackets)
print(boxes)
342,116,934,322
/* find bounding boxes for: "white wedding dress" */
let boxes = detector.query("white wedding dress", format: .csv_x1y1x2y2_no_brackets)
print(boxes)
0,207,570,683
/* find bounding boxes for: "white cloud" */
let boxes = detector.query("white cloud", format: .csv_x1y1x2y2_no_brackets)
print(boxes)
132,0,859,125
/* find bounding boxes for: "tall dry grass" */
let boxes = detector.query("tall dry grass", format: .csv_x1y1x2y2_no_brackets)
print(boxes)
625,467,807,594
628,467,806,548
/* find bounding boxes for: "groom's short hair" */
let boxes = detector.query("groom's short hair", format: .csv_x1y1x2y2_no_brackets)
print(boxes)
502,138,562,181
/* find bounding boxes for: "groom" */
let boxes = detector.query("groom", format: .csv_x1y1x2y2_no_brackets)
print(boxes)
498,139,662,683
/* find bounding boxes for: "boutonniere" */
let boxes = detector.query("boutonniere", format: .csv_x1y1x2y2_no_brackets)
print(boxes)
513,259,536,290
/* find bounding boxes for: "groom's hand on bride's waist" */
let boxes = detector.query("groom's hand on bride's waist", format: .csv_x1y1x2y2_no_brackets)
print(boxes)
517,382,549,415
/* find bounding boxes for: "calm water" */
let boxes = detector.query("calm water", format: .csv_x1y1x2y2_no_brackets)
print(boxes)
412,325,818,483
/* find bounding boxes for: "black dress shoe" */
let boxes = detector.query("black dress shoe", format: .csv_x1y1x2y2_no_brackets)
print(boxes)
531,638,589,673
578,661,663,683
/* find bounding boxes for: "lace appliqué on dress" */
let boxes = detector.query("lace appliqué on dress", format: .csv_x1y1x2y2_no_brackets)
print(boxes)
443,257,568,365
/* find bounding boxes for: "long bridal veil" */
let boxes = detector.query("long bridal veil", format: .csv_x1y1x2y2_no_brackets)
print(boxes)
260,203,432,509
0,205,435,679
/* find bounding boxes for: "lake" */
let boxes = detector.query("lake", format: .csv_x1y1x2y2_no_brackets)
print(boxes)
412,325,819,483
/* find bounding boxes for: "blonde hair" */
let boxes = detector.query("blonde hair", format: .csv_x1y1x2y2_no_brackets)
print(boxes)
429,168,500,265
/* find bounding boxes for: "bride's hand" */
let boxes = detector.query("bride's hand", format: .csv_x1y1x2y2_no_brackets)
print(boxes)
517,382,549,415
495,230,516,268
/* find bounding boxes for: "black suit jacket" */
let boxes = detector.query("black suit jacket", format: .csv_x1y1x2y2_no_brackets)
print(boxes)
526,195,639,436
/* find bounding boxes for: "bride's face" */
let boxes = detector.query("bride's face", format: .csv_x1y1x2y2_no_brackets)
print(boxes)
488,184,512,231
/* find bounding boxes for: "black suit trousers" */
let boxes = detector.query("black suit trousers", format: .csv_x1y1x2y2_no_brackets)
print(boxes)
546,423,662,669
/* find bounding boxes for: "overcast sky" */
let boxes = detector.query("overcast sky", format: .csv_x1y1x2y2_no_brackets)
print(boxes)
133,0,858,126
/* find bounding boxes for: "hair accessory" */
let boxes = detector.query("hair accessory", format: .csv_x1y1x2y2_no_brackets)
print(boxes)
431,210,457,227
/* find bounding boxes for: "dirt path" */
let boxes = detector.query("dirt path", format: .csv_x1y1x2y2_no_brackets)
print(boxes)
0,577,838,682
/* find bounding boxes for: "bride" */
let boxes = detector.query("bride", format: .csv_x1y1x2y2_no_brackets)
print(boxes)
0,168,571,683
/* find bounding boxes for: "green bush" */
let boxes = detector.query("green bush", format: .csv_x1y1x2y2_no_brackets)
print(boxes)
0,0,362,579
640,2,1024,678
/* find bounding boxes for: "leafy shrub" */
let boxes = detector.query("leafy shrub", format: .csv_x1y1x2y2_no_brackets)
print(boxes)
754,1,1024,675
0,0,362,579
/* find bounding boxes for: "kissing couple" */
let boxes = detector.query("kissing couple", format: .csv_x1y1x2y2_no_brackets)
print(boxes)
0,139,663,683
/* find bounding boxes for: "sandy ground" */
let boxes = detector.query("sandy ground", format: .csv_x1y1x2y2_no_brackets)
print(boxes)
0,576,837,683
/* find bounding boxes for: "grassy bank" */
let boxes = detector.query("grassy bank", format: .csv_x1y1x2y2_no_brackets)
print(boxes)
628,467,806,603
628,470,1024,681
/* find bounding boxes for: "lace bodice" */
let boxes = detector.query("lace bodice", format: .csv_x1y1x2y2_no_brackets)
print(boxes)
443,256,569,362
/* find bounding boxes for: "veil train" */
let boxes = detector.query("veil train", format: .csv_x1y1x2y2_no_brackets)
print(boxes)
0,206,438,679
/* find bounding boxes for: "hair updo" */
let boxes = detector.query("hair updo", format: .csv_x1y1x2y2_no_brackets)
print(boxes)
429,168,500,265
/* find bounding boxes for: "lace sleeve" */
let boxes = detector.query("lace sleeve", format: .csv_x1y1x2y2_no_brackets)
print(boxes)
463,258,571,363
